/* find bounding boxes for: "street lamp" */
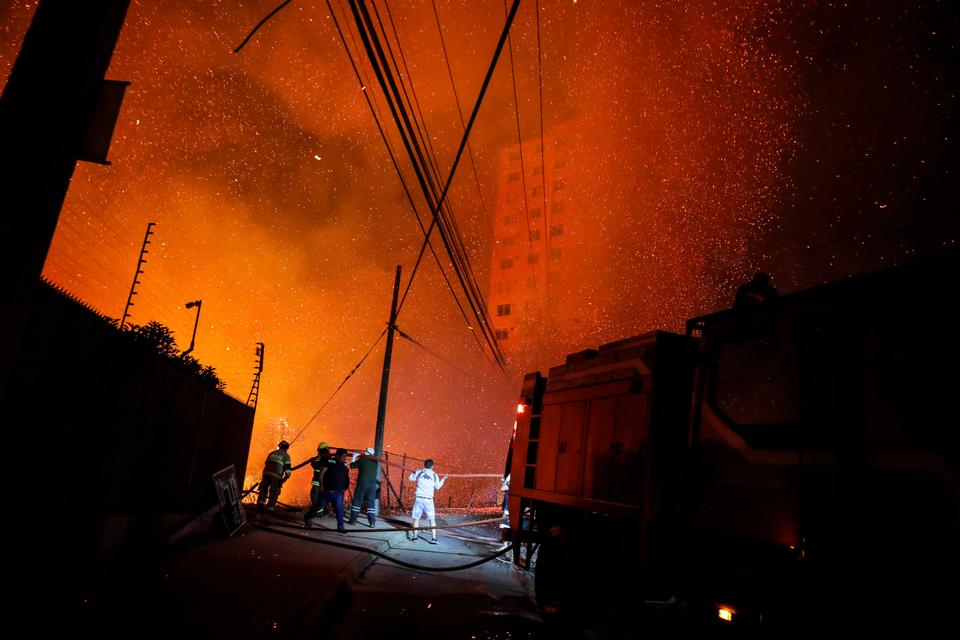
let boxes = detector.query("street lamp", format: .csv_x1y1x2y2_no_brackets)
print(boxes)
182,299,202,357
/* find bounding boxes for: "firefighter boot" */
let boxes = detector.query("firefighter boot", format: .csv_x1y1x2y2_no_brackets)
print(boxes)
349,506,360,526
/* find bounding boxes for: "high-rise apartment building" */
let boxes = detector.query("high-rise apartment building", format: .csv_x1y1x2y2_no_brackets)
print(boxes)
487,125,582,373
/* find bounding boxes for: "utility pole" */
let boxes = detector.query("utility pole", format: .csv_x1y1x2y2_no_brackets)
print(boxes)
374,265,402,515
247,342,264,409
119,222,155,330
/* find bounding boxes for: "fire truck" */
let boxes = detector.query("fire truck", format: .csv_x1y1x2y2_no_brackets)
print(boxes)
506,250,959,636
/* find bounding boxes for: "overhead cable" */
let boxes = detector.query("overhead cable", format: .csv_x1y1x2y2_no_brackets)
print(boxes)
289,328,387,446
346,0,520,370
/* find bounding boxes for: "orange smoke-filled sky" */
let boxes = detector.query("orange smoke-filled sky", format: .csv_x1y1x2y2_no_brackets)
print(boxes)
2,0,956,497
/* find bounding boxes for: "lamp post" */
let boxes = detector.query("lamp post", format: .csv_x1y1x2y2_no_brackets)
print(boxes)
182,299,202,357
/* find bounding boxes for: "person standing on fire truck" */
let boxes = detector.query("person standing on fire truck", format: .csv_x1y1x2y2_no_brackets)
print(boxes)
734,271,779,307
408,459,446,544
257,440,292,510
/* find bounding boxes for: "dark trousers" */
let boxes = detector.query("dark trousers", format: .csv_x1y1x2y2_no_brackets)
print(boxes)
321,491,345,528
304,485,323,521
305,484,322,515
306,490,344,528
258,474,282,509
349,481,378,526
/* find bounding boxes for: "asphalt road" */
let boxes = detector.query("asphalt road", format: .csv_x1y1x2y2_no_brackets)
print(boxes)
325,521,541,639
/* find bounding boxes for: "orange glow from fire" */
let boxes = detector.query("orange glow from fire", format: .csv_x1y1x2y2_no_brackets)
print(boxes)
4,1,951,505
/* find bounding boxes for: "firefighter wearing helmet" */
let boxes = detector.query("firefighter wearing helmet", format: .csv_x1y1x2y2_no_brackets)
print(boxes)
292,441,333,524
257,440,292,510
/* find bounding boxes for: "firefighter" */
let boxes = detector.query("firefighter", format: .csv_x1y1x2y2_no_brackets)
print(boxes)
257,440,292,510
408,459,446,544
349,447,379,527
294,441,331,524
304,448,349,532
734,271,779,307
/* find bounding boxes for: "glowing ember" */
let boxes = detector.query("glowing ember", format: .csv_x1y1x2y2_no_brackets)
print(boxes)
1,1,955,505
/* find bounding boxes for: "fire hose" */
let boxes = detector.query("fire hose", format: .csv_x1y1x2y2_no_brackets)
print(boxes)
251,521,514,572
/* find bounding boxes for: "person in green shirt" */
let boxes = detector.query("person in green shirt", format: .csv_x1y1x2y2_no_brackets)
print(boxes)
349,447,380,527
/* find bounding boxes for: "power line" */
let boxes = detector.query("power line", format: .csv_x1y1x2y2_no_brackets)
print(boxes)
327,0,489,366
346,0,516,370
535,0,550,275
239,0,516,373
377,0,485,299
369,2,478,299
395,325,479,381
503,0,536,268
233,0,295,53
428,0,491,233
372,2,497,368
289,328,387,446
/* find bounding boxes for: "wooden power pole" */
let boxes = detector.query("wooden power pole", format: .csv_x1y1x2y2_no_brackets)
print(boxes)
374,265,402,514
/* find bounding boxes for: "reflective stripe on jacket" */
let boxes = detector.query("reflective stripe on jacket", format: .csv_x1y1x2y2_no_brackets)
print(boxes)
263,449,292,479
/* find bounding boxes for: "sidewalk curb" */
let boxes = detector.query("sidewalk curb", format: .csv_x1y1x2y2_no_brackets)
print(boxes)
291,529,407,639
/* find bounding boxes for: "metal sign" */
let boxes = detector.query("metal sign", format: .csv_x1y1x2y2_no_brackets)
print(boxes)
213,465,246,537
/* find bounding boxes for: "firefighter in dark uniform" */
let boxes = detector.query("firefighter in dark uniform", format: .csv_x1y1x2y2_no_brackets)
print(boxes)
304,448,349,532
349,447,380,527
294,442,332,525
257,440,292,510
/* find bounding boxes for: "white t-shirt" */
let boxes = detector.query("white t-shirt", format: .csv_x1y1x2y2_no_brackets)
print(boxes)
409,468,445,499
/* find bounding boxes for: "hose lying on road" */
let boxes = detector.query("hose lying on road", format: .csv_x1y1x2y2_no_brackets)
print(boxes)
294,515,506,534
251,522,514,572
382,516,503,544
247,488,508,537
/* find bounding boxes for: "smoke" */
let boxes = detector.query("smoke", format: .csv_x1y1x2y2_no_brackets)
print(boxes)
2,0,954,493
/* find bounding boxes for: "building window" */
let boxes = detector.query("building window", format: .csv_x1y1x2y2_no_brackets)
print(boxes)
552,202,564,214
497,280,511,293
550,224,564,237
529,229,541,241
502,235,517,247
526,276,538,289
503,214,517,225
531,186,542,197
527,253,539,264
497,303,512,317
530,207,542,219
553,158,567,169
496,329,509,340
553,178,565,191
533,165,543,176
500,258,514,269
508,151,521,162
508,171,520,182
506,191,519,202
549,247,562,260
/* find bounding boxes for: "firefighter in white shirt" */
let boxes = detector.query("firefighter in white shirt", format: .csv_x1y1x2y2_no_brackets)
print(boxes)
408,459,446,544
